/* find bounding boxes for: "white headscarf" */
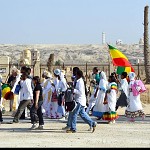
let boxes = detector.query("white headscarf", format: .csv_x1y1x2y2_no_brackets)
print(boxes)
128,72,136,81
59,71,65,80
100,71,107,81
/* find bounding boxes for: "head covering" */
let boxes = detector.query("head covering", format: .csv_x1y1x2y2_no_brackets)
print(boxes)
47,72,52,78
61,70,66,75
42,70,47,76
100,71,107,81
128,72,136,81
11,66,18,73
54,69,61,76
59,71,65,80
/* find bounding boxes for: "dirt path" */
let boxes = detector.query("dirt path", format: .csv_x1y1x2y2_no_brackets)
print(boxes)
0,105,150,148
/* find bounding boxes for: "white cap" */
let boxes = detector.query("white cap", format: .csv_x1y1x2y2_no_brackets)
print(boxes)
54,69,61,76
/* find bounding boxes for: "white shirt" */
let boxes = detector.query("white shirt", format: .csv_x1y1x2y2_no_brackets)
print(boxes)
20,78,33,101
120,78,128,98
57,78,68,93
42,79,52,95
73,77,86,107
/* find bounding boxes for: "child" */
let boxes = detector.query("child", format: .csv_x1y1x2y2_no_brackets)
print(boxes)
103,75,119,124
86,79,97,115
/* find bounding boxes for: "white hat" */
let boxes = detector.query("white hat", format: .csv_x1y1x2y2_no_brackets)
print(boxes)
54,69,61,76
11,66,18,73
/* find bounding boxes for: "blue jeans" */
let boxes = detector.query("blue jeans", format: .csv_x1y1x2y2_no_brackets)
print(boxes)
71,103,96,131
67,111,73,127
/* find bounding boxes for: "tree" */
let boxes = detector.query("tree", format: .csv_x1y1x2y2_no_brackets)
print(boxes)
144,6,150,84
47,53,54,73
55,59,61,66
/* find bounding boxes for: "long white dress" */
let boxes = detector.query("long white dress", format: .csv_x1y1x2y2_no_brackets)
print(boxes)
125,79,145,118
102,82,118,121
49,77,61,119
57,72,68,118
11,73,22,110
92,76,108,118
42,78,52,117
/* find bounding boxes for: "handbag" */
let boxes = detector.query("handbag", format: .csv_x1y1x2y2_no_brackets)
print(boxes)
131,80,146,96
65,100,77,112
14,84,21,95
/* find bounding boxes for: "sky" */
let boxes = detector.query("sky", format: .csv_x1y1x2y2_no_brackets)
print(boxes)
0,0,149,44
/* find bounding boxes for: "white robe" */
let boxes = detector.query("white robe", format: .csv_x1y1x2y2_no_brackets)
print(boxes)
49,78,61,119
126,80,143,112
42,79,52,116
93,78,108,115
107,82,117,112
120,78,129,98
11,73,22,110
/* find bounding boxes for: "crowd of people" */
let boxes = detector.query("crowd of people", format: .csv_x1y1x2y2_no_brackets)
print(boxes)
0,65,146,133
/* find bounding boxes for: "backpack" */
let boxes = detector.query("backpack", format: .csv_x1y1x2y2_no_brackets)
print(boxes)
65,88,74,102
65,87,76,112
131,80,146,96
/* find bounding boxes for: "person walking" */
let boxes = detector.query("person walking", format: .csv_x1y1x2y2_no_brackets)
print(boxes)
57,70,68,120
42,71,53,117
92,71,108,120
62,67,79,130
30,76,44,130
13,73,33,123
125,72,145,122
66,70,97,133
102,75,119,124
116,72,128,111
7,67,18,112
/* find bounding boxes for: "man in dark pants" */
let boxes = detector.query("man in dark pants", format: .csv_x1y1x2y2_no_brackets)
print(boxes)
30,76,44,130
20,66,33,119
13,73,33,123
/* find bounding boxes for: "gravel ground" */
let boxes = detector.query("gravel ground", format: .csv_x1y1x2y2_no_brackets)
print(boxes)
0,105,150,148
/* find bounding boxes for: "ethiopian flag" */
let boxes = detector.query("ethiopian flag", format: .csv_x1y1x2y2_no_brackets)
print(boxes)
117,66,134,75
108,44,134,74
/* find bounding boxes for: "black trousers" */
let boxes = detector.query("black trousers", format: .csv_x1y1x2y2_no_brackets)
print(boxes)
0,109,3,122
30,101,44,126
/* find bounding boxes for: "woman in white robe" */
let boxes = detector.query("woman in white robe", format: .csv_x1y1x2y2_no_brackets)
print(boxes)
11,69,22,111
57,70,68,119
92,71,108,119
42,71,53,117
48,69,61,119
125,72,145,122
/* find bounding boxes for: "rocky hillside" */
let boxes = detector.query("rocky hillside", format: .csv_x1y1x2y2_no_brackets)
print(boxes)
0,44,145,64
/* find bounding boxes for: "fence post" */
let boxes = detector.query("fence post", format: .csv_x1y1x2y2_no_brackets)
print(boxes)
62,62,65,70
86,62,88,83
39,64,41,78
137,60,141,79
